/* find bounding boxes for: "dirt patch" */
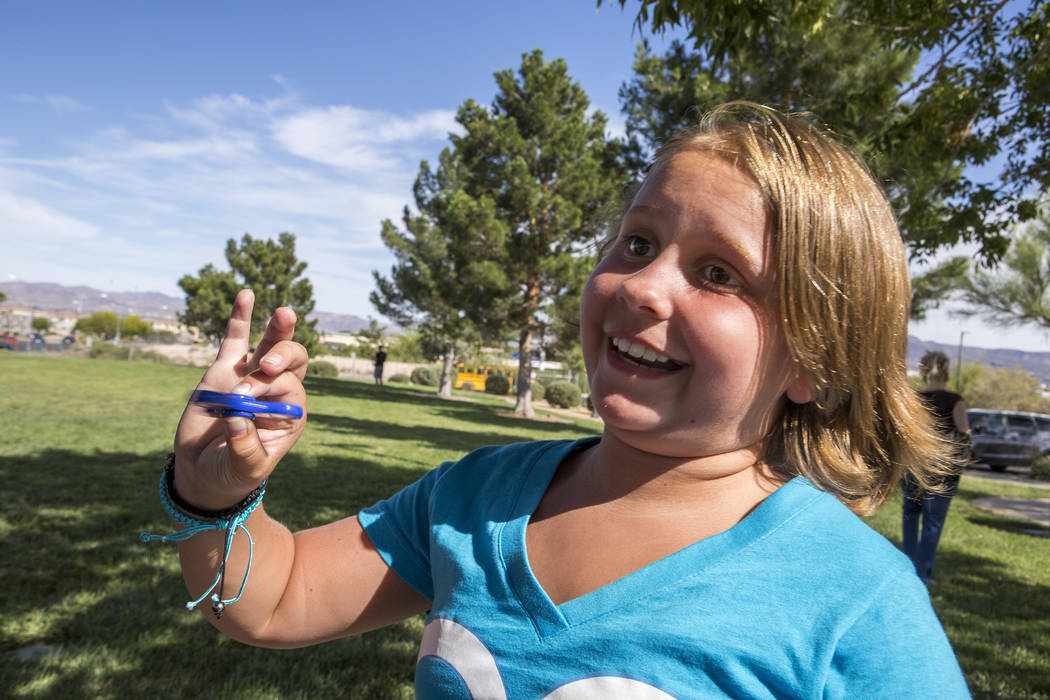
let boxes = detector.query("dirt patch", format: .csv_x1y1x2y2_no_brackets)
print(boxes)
139,342,216,366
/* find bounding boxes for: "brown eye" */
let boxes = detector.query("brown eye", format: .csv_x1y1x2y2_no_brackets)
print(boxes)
700,264,738,287
624,236,653,258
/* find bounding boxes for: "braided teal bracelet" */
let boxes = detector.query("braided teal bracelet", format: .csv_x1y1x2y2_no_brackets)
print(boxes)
140,453,266,619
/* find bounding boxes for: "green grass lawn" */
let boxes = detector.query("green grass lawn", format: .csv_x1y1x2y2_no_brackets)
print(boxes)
1,353,1048,698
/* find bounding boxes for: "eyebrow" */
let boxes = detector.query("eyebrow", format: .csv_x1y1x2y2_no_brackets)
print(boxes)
623,202,766,273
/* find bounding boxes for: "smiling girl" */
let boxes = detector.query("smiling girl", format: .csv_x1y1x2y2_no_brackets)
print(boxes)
159,103,969,697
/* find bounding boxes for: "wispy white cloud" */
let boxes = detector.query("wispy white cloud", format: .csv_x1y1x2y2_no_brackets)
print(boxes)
86,127,260,163
272,106,459,171
10,93,88,115
0,190,99,240
0,91,455,311
166,91,294,133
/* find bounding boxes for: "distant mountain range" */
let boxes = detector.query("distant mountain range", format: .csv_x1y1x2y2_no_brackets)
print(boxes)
0,281,374,333
906,336,1050,385
3,281,1048,382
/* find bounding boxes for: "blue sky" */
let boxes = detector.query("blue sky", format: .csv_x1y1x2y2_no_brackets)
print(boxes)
2,0,1046,353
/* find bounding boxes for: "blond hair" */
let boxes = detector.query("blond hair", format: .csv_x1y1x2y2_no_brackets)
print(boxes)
650,102,952,514
919,350,952,384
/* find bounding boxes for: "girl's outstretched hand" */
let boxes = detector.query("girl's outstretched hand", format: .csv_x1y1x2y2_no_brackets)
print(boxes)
173,289,308,510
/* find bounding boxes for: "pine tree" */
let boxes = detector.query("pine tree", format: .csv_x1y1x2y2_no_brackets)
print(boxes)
447,50,627,417
371,149,490,398
179,232,319,352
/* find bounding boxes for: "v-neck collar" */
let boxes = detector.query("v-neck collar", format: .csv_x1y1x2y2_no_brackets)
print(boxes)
498,438,819,639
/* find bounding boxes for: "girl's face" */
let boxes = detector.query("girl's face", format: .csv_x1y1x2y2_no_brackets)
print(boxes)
582,150,806,461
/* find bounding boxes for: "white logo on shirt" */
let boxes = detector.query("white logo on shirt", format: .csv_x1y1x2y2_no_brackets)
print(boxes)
418,617,677,699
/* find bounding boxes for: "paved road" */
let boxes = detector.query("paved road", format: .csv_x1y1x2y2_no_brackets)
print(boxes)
963,463,1050,530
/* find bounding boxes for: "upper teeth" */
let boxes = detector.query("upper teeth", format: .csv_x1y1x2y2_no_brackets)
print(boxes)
612,337,670,364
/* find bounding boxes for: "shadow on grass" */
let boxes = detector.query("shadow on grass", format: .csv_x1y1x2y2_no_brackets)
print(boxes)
963,515,1050,538
304,375,444,405
308,411,592,459
304,375,598,453
305,376,601,436
0,448,421,698
956,483,1050,539
928,546,1050,697
270,451,431,526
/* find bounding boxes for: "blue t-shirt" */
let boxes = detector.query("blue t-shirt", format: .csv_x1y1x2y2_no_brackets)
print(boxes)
359,438,969,699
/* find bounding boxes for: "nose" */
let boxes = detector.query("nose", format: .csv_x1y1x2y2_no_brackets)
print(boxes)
615,254,675,319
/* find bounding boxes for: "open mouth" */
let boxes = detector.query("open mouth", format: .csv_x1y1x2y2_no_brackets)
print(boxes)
610,337,686,371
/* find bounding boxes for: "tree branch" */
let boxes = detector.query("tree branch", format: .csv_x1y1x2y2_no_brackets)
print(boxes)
895,0,1010,100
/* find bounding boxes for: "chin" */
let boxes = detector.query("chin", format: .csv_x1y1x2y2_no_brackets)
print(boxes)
591,391,663,428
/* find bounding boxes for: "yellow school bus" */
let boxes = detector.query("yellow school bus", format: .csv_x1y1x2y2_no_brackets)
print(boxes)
454,364,517,392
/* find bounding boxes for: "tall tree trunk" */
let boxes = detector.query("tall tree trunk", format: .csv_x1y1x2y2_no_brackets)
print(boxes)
438,342,455,399
513,282,541,418
514,325,535,418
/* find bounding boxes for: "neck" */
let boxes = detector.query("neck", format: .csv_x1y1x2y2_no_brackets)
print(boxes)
926,378,949,391
574,430,783,513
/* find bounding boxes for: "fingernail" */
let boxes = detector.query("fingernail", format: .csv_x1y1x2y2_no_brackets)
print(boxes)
231,382,251,394
262,354,282,367
225,416,249,437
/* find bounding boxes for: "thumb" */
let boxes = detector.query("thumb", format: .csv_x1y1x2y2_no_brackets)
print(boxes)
223,415,269,480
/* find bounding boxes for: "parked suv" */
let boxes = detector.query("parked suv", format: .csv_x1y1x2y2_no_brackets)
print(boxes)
1033,414,1050,457
967,409,1046,472
0,333,17,350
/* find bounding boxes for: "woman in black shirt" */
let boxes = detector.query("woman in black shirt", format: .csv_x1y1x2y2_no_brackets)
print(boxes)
901,350,971,584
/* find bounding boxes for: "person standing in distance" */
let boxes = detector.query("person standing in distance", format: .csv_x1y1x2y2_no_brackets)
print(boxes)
901,350,971,584
373,345,387,388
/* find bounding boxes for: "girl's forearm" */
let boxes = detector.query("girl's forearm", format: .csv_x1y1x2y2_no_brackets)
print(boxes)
176,505,297,646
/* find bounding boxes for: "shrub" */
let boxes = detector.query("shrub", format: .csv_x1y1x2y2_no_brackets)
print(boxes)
134,349,169,363
388,373,411,384
306,360,339,378
545,380,581,409
410,365,441,387
1031,455,1050,482
88,342,124,359
461,382,476,391
87,342,169,363
530,380,544,402
485,374,511,395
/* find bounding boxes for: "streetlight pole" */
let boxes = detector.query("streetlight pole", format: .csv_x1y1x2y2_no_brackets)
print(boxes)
956,331,966,392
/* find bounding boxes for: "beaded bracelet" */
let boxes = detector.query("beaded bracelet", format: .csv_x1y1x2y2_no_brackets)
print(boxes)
140,453,266,619
161,453,264,521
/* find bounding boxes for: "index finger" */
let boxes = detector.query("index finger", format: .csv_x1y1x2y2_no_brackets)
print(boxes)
214,289,256,365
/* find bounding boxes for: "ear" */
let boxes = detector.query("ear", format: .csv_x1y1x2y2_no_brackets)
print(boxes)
785,373,815,405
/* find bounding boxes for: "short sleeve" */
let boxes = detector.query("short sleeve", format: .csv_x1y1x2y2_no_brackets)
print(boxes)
358,462,454,602
824,572,970,698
